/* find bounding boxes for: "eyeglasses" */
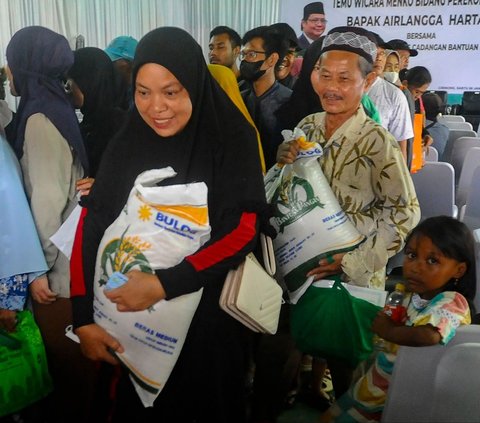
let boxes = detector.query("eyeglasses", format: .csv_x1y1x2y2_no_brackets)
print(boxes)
307,18,328,24
240,50,266,61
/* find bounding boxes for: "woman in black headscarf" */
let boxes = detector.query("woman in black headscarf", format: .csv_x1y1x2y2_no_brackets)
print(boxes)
276,37,325,130
68,47,127,177
72,27,266,422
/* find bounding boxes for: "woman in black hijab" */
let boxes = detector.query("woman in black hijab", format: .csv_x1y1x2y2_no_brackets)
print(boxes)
276,36,325,130
68,47,127,177
72,27,266,422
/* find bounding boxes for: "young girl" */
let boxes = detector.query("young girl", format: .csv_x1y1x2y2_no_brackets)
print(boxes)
320,216,476,422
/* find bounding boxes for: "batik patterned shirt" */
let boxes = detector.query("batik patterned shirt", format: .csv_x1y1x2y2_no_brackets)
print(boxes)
297,107,420,288
0,274,28,310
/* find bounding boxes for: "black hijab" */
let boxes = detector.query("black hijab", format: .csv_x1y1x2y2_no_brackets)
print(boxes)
6,26,88,173
69,47,122,123
68,47,126,176
276,36,325,129
88,27,265,227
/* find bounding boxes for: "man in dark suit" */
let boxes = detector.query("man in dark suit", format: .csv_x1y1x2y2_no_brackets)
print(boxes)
297,2,327,51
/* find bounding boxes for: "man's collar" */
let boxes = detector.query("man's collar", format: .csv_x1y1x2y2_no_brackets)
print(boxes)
321,106,367,145
303,32,317,45
253,80,279,99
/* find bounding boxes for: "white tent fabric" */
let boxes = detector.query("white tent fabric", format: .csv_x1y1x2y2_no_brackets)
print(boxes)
0,0,280,109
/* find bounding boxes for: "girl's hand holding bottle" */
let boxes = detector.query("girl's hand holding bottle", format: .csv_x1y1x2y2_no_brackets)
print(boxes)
372,311,401,341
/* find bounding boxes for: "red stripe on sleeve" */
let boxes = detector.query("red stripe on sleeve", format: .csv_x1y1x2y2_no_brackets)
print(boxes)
185,212,257,272
70,207,87,297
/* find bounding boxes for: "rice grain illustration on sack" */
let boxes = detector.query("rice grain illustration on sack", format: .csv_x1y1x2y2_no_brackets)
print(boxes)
265,128,364,303
99,228,153,286
93,167,211,407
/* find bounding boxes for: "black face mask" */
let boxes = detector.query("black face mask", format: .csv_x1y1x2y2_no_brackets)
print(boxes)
240,60,266,82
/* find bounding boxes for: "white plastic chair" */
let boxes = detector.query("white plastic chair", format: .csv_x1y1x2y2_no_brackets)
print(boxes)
442,121,473,131
456,146,480,207
437,115,465,123
424,146,438,162
442,129,478,162
412,162,457,220
449,137,480,185
458,166,480,230
382,325,480,423
430,343,480,422
473,228,480,313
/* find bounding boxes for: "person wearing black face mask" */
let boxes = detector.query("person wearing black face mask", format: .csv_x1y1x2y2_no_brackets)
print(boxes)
239,58,266,82
240,26,291,170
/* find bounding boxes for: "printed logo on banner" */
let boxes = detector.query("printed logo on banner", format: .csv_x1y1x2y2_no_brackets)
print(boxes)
271,174,325,233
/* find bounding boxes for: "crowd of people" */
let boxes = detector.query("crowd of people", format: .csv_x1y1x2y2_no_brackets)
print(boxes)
0,2,476,423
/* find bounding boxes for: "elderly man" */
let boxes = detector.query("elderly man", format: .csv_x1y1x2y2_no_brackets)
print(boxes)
277,26,420,397
279,25,419,293
297,2,327,50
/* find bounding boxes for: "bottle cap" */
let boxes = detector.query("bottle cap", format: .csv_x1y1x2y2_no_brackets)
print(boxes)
395,283,405,292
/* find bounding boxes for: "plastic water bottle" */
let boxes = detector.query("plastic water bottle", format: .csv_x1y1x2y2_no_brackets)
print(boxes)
373,283,407,352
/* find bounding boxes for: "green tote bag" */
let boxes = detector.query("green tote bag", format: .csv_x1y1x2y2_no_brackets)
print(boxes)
290,281,381,367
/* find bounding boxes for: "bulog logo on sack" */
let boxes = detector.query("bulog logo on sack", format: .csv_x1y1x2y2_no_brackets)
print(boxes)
272,174,325,233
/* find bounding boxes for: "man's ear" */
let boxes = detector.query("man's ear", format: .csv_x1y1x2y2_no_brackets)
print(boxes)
364,71,377,92
232,45,240,59
266,52,279,68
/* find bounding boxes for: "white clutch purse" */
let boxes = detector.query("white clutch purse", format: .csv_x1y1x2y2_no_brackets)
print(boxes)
219,234,283,334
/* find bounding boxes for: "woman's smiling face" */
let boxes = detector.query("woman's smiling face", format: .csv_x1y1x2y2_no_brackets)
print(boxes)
135,63,192,137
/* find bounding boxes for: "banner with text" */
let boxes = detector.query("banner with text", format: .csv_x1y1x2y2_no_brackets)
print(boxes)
280,0,480,93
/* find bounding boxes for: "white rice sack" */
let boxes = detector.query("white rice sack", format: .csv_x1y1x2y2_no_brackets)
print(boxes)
265,129,364,302
93,167,211,407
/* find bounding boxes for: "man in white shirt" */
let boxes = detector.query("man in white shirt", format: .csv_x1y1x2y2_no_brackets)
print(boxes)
367,32,413,163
